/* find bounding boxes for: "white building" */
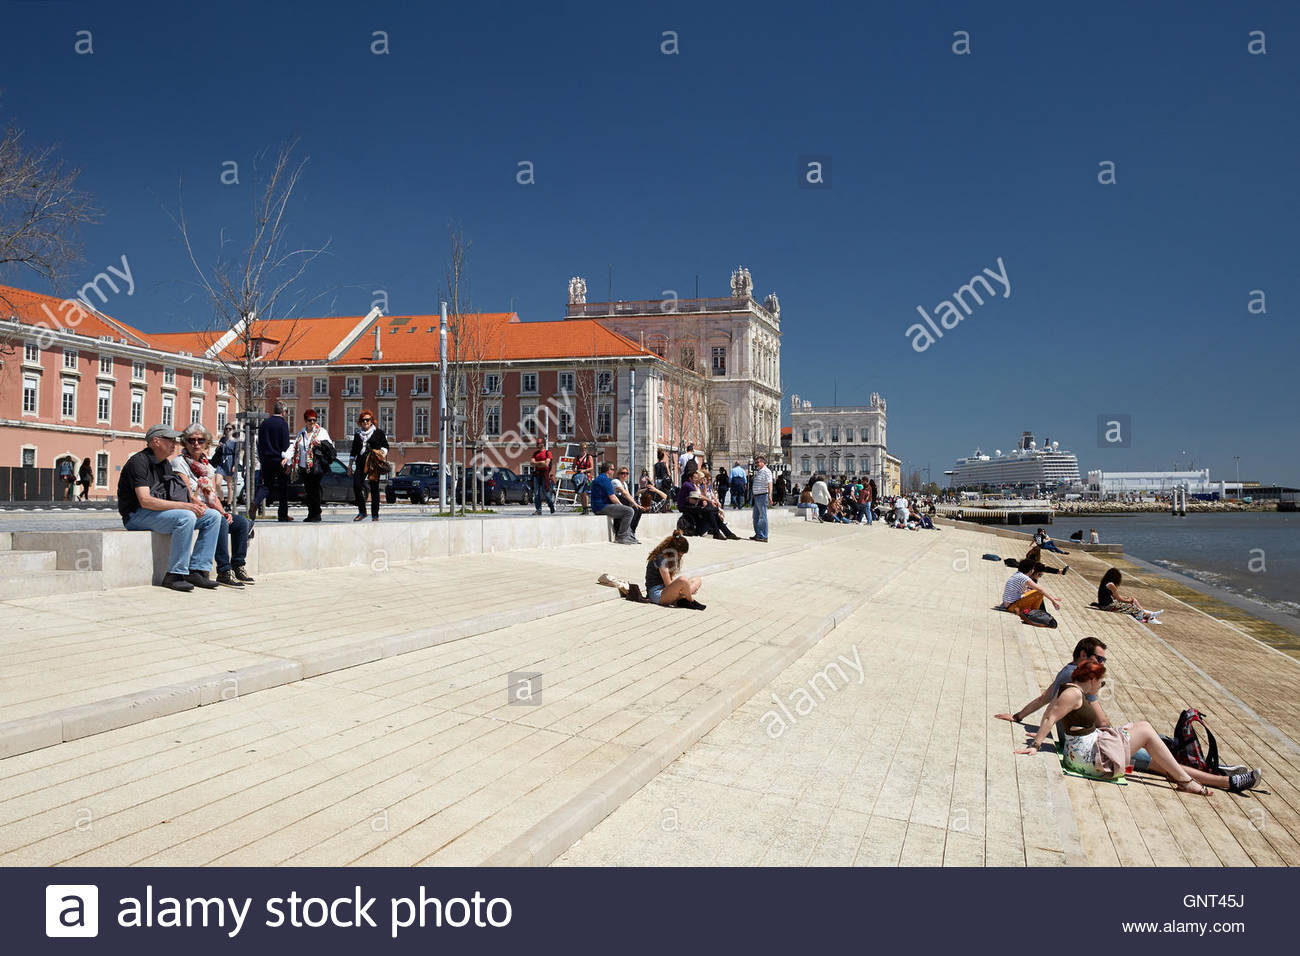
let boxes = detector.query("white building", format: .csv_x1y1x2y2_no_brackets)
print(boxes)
789,392,889,490
1083,468,1240,498
564,268,782,466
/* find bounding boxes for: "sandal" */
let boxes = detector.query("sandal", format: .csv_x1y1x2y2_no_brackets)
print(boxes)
1175,776,1212,796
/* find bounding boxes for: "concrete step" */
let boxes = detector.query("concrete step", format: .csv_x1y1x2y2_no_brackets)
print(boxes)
0,568,104,600
0,549,57,574
0,532,10,551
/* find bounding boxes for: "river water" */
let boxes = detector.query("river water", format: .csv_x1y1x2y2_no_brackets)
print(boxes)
1050,512,1300,625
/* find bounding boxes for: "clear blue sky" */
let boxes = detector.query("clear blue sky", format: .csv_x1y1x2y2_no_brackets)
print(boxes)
4,0,1297,484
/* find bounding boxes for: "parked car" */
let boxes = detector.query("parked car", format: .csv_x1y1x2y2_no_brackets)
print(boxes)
387,462,447,504
284,459,360,504
481,467,530,505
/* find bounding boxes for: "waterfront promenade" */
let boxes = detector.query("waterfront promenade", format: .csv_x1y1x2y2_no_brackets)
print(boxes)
1,516,1297,866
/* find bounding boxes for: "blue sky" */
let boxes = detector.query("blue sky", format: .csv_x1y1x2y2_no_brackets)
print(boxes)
3,0,1297,484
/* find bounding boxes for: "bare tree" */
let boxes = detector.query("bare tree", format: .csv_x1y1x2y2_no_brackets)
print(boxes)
168,138,330,518
0,116,100,358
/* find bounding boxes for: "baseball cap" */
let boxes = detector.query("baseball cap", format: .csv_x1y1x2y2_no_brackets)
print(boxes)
145,424,182,442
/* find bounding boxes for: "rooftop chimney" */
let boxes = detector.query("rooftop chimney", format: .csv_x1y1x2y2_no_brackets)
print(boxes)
372,325,382,361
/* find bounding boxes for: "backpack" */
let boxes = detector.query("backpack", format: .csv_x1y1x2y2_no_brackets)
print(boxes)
209,442,225,470
1172,708,1220,774
1019,607,1058,628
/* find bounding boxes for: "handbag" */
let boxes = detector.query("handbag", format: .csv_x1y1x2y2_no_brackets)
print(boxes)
365,447,388,481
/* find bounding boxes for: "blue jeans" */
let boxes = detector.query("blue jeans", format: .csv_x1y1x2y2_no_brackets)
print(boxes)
124,506,222,575
532,474,554,513
730,479,746,508
752,492,768,539
215,513,252,572
1042,541,1067,554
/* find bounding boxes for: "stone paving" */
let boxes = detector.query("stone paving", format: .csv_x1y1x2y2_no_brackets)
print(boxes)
1,514,1297,866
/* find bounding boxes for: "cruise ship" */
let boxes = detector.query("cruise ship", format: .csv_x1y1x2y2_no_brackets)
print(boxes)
945,431,1081,489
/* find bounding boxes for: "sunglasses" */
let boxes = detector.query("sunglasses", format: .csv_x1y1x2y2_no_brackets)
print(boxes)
183,437,205,444
359,417,371,423
1091,653,1107,664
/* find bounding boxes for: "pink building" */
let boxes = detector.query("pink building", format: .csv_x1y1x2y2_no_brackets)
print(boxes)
0,285,236,499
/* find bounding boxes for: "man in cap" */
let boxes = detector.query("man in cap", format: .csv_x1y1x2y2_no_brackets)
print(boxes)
117,424,222,591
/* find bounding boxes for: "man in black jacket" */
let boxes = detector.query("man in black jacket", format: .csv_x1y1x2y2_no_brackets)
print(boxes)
254,404,292,521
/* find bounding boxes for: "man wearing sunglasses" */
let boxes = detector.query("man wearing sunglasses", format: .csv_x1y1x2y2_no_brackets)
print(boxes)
996,636,1109,727
117,424,223,591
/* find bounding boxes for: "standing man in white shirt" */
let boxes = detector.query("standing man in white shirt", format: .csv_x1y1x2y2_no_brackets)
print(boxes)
678,443,696,482
749,455,773,542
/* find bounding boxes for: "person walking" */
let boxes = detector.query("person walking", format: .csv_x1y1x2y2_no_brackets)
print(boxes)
77,457,93,500
254,404,292,521
729,461,748,509
530,436,555,514
573,442,595,515
749,455,772,542
349,409,389,522
58,457,75,500
287,409,333,522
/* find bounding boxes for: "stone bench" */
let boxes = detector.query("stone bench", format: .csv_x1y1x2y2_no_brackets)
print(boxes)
9,512,692,591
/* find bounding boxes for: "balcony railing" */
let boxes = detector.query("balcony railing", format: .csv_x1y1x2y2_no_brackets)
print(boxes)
565,295,769,318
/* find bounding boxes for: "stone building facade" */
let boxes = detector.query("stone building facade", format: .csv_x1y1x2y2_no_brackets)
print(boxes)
789,392,891,492
564,268,782,466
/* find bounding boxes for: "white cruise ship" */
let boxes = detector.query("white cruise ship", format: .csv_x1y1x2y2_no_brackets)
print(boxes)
945,431,1081,489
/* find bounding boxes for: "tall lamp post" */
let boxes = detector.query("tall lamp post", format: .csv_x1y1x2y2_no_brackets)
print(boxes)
1234,455,1241,495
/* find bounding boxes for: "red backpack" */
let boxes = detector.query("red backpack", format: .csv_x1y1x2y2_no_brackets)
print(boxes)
1172,708,1220,774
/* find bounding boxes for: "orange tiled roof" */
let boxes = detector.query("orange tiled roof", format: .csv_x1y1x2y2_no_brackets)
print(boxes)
781,426,793,437
152,315,365,363
0,283,153,348
331,315,655,365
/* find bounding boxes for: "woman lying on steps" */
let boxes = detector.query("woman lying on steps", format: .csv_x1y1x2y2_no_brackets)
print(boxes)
1014,659,1261,794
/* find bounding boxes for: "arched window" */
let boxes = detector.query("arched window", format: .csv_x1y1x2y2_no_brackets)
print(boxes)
801,456,811,475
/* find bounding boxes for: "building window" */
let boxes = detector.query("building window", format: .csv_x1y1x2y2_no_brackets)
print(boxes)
379,406,394,434
22,447,36,467
63,348,78,370
97,385,112,422
558,371,574,393
521,372,538,394
415,405,431,436
596,402,612,436
217,376,228,393
280,377,297,396
94,451,109,486
844,428,854,443
284,406,296,432
412,374,430,396
846,455,855,473
345,376,361,396
217,402,228,430
344,405,359,435
801,456,811,475
163,366,175,385
484,373,500,395
831,426,839,442
815,430,823,443
24,342,39,363
251,379,266,398
22,376,39,414
521,404,537,435
647,335,667,358
830,454,840,473
597,370,613,393
192,370,203,390
712,420,727,447
815,455,826,472
558,407,572,437
161,394,174,427
132,360,146,381
130,391,144,426
314,409,327,431
711,346,727,376
378,375,395,396
190,398,203,425
99,354,113,375
313,377,329,396
801,428,809,443
680,346,695,371
61,380,76,418
485,405,500,436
